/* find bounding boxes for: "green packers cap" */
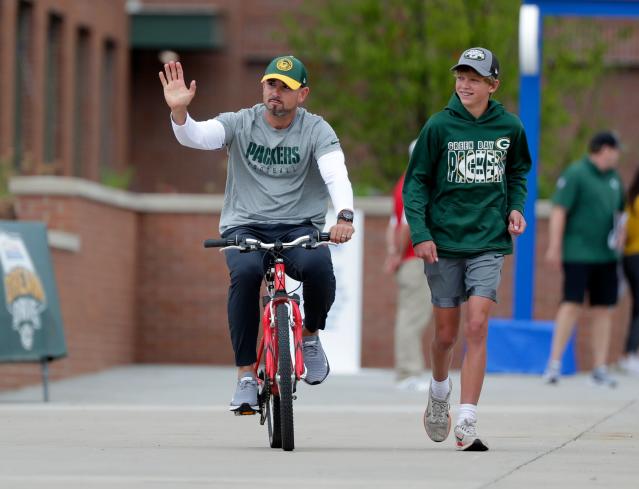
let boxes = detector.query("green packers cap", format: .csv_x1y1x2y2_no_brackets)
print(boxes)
261,55,308,90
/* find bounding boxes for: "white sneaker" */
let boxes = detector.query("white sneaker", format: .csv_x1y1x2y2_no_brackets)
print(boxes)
396,375,429,392
619,355,639,376
423,379,452,442
591,366,618,388
454,418,489,451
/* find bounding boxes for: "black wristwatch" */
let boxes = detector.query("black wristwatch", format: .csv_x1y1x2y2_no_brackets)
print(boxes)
337,209,354,223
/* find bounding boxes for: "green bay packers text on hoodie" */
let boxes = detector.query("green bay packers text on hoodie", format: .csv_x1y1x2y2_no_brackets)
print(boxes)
446,138,512,184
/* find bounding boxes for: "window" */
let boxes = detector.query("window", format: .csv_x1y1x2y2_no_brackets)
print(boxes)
44,13,63,165
14,1,33,171
73,27,90,177
100,39,116,175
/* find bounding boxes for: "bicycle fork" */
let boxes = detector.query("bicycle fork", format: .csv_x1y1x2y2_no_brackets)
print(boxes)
255,259,305,390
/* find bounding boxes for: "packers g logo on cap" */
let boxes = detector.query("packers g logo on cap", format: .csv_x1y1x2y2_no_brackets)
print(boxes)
276,58,293,71
262,55,308,89
464,48,486,61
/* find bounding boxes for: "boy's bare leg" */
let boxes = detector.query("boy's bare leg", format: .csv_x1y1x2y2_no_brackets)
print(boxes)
431,306,461,381
424,305,459,442
460,296,493,404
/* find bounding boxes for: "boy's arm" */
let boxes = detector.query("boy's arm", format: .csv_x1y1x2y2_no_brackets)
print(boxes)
402,125,437,246
506,125,532,214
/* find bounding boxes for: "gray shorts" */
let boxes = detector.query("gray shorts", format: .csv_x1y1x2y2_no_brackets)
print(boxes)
424,252,505,308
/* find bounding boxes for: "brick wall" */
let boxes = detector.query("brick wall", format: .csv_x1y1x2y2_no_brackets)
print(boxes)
135,213,234,364
1,180,139,389
0,0,129,180
0,177,631,390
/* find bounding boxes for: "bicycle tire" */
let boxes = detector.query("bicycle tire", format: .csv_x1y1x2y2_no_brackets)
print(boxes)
266,381,282,448
276,302,295,451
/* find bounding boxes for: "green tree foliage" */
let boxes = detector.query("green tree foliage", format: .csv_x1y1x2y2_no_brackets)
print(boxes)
284,1,628,196
284,0,519,194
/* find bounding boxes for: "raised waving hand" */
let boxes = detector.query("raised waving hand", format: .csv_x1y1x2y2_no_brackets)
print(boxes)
159,61,196,124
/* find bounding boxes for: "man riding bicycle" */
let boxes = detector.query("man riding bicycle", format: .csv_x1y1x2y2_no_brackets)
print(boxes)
160,55,355,412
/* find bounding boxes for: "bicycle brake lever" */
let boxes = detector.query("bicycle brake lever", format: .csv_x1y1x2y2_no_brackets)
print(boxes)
219,245,244,252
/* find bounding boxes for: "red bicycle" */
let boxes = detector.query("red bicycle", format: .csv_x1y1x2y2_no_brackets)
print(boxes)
204,231,331,451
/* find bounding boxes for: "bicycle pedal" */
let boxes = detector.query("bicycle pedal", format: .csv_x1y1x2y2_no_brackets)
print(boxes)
234,409,258,416
231,403,259,416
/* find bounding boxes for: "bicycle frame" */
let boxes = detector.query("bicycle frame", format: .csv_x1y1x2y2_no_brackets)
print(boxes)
254,258,305,394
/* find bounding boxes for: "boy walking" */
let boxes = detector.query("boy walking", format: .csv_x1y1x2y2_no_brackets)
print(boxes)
403,47,531,450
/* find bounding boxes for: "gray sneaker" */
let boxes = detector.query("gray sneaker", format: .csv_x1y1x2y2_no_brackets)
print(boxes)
423,379,452,442
229,374,259,412
302,335,330,385
591,366,618,388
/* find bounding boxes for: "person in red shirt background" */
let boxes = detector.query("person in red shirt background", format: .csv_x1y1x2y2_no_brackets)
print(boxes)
384,140,433,391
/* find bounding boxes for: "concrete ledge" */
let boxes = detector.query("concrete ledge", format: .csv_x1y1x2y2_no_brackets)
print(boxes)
9,176,225,214
48,230,81,253
9,176,553,218
536,199,552,219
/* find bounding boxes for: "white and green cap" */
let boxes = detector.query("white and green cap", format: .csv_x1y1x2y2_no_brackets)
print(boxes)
451,47,500,78
261,55,308,90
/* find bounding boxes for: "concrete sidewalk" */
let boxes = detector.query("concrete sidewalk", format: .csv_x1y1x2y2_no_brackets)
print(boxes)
0,365,637,488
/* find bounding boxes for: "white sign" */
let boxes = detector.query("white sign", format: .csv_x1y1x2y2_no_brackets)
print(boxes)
0,230,47,350
286,210,363,373
519,4,540,76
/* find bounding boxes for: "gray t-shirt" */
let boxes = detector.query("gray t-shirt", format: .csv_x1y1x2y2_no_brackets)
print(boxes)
216,104,341,233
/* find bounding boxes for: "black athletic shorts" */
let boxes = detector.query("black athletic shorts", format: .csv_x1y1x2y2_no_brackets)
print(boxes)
562,261,618,306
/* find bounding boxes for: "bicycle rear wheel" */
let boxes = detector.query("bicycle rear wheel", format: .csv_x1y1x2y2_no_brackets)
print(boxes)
276,302,294,451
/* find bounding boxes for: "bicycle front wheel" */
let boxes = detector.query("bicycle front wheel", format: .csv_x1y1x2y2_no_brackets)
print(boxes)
276,302,294,451
266,382,282,448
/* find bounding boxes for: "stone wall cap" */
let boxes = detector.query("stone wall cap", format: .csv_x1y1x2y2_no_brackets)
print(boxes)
9,176,552,218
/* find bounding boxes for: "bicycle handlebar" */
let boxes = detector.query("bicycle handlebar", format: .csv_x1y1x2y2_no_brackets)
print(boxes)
203,232,331,250
202,236,240,248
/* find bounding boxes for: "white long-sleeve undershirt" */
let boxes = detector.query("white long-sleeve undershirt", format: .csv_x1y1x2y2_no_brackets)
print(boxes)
171,113,226,150
316,150,354,214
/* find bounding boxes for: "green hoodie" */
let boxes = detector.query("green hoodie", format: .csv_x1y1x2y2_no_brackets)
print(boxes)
403,93,531,258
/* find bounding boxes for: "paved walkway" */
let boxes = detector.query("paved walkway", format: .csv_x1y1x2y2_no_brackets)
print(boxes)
0,365,638,488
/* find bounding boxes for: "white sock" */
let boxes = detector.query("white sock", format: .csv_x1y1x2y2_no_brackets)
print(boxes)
457,403,477,424
430,377,450,400
548,359,561,371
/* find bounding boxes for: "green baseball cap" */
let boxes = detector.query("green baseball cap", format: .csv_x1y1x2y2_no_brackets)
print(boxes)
261,55,308,90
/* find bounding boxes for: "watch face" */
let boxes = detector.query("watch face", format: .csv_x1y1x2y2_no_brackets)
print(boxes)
339,210,354,221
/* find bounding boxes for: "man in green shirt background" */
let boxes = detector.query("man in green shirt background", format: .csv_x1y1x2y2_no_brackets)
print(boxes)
544,132,624,387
